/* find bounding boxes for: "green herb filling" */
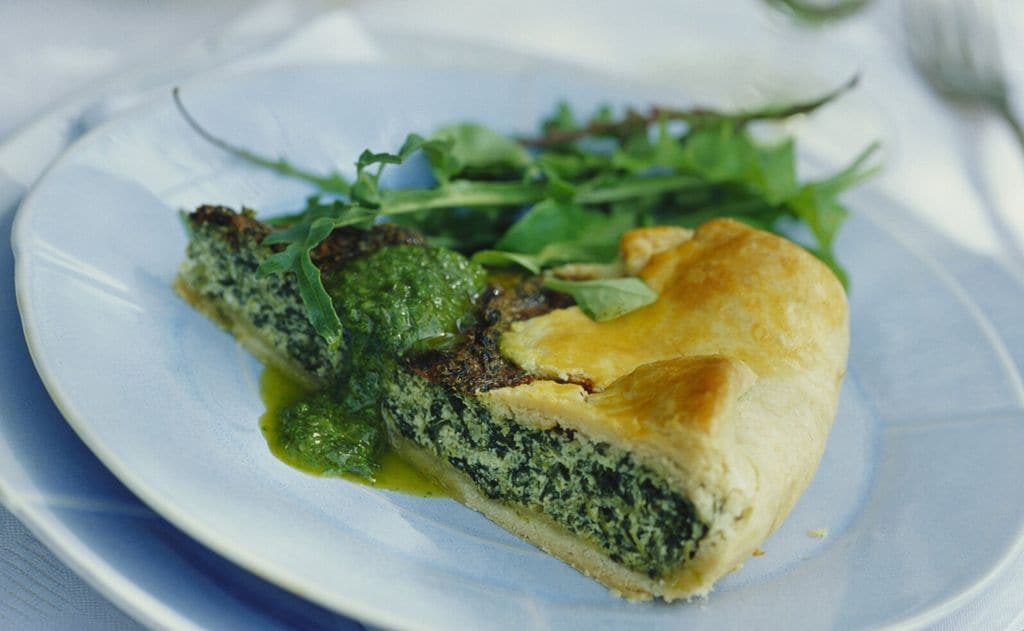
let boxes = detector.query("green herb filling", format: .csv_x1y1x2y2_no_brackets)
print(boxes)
382,370,707,578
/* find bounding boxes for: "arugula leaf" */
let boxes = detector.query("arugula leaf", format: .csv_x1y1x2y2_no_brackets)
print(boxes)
487,199,635,270
536,239,623,266
679,122,758,182
257,202,378,347
173,88,350,194
542,277,657,321
539,164,577,202
533,150,612,181
495,200,591,252
393,207,515,252
351,134,436,206
473,240,624,274
471,250,542,274
787,141,881,255
178,78,877,338
258,217,344,348
523,76,860,147
808,140,882,198
751,138,798,204
541,101,577,135
265,196,372,229
431,123,532,179
609,119,685,174
248,131,461,345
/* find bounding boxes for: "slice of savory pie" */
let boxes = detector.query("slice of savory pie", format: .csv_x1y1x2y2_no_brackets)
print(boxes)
176,206,849,600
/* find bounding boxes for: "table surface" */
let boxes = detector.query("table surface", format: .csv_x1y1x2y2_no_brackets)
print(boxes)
2,1,1023,629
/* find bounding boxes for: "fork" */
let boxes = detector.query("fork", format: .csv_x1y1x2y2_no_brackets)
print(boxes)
903,0,1024,151
904,0,1024,267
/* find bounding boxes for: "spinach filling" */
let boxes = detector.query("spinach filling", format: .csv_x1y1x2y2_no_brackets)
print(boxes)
179,210,344,380
382,370,706,578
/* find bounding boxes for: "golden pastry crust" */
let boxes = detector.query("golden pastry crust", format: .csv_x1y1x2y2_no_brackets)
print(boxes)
501,219,847,387
620,225,693,275
482,218,849,599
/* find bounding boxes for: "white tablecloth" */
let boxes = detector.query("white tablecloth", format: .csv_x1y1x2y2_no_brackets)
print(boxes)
2,1,1022,628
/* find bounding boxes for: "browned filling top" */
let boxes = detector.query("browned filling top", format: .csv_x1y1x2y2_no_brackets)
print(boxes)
408,277,580,394
191,204,271,244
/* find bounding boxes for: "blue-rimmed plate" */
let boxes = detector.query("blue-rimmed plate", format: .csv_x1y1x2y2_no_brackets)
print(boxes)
13,64,1024,629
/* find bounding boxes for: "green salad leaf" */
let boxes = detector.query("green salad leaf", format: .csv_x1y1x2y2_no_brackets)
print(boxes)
521,75,861,147
542,277,658,321
495,200,628,258
173,88,351,195
257,200,377,349
471,250,543,274
474,199,637,272
494,199,587,252
431,123,533,179
175,77,877,344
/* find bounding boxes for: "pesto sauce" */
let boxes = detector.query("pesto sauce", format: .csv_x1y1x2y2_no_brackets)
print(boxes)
259,366,447,497
326,245,486,355
276,391,385,479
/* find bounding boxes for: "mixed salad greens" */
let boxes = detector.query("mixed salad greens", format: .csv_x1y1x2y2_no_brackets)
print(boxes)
174,78,877,349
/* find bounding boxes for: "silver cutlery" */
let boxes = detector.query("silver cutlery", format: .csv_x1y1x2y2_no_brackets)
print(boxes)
904,0,1024,150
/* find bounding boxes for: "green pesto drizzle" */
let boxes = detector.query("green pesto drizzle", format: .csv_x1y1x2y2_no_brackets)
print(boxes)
259,365,447,498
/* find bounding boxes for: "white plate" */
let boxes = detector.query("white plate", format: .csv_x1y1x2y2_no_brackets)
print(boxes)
0,185,359,630
13,64,1024,630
